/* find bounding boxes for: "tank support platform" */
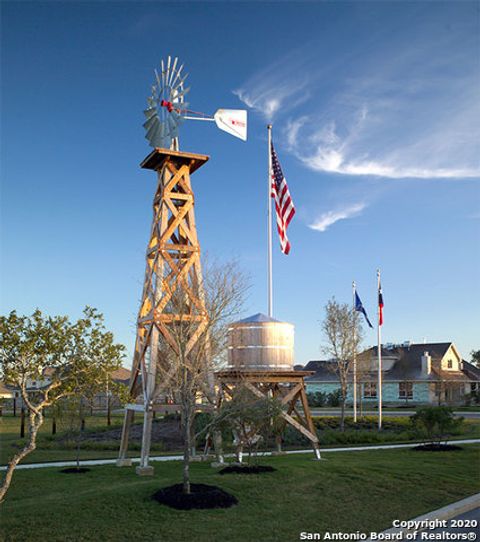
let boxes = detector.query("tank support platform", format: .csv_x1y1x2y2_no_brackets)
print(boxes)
215,370,321,459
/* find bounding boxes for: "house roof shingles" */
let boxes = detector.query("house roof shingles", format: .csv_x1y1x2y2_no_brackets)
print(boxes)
303,342,476,383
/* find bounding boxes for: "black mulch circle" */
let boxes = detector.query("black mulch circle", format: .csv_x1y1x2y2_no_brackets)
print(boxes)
219,465,276,475
412,444,463,452
152,483,238,510
60,467,91,474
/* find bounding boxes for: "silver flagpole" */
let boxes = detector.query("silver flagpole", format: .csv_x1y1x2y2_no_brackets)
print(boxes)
377,269,383,430
267,124,273,317
352,281,357,423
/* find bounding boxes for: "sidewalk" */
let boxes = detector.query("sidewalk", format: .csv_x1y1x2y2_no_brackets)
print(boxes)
2,438,479,471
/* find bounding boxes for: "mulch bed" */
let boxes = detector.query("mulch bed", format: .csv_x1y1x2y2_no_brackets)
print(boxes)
412,444,463,452
219,465,276,475
60,467,91,474
152,483,238,510
58,418,184,451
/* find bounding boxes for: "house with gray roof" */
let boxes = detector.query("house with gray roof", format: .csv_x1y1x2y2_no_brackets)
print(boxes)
300,342,479,406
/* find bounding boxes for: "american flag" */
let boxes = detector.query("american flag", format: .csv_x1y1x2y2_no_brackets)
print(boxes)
270,142,295,254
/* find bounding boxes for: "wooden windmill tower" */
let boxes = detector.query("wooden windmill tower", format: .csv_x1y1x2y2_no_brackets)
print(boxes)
117,57,247,474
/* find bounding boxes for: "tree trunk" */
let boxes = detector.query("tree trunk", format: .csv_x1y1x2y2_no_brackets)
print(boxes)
52,416,56,435
212,430,224,463
20,408,25,438
182,406,191,495
340,382,347,432
107,396,111,426
0,411,43,503
77,401,84,470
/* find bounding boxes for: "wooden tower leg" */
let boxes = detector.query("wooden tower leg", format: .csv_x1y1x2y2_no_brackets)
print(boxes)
117,409,135,466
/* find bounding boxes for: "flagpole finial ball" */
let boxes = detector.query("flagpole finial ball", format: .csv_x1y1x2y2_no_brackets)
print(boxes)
267,124,272,129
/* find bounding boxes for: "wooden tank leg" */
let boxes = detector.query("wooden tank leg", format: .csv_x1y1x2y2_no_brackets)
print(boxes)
117,409,134,467
208,375,225,464
299,385,321,459
210,387,225,467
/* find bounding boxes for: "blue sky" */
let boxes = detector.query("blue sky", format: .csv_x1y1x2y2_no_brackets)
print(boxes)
1,1,479,366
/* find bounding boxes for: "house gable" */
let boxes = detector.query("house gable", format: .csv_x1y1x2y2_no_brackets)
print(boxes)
439,344,462,372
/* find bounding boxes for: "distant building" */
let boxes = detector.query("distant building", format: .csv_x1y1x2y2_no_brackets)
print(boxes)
1,367,131,413
301,342,480,406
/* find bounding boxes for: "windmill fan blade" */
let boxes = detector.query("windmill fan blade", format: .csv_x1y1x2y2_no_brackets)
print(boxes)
166,56,171,86
154,69,162,89
152,126,164,147
160,59,165,87
167,114,179,136
168,57,178,87
146,117,160,141
173,87,190,100
170,63,184,89
144,107,157,120
151,122,165,147
143,113,158,131
173,73,189,94
171,110,184,125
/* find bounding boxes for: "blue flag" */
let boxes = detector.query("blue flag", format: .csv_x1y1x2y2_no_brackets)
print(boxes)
355,291,373,328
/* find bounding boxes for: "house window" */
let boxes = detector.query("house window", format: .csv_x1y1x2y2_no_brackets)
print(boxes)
471,383,478,393
363,382,377,398
447,360,453,369
399,382,413,399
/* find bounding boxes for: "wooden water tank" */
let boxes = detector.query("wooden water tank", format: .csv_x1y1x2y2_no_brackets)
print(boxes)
227,313,294,371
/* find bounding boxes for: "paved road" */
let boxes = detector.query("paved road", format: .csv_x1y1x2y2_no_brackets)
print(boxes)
309,409,480,419
2,438,479,471
427,508,479,537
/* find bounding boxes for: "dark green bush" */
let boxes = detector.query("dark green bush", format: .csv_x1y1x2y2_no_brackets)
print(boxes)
326,389,342,407
307,392,327,407
410,406,464,445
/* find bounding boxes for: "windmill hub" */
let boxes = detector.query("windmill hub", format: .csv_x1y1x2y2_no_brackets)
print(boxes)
160,100,175,113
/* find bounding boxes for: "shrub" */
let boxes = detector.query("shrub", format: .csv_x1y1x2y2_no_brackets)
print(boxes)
326,389,342,407
410,406,464,446
307,392,327,407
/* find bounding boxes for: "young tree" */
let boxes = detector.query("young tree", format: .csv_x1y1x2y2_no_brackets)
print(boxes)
0,307,125,502
214,385,284,465
154,259,248,494
321,297,364,431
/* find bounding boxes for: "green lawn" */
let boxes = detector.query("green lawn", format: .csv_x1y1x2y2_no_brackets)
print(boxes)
0,413,126,465
1,446,479,542
1,413,479,466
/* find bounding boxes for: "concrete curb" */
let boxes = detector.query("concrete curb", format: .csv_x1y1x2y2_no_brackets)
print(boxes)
366,493,480,541
2,438,479,471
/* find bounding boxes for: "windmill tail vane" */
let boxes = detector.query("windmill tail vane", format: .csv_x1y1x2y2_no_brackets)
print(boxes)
144,55,247,148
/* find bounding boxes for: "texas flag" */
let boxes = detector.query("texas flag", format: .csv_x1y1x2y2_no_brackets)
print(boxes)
378,281,384,326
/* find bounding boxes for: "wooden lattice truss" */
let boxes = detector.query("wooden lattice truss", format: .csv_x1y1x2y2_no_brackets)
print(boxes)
215,370,321,459
117,148,211,473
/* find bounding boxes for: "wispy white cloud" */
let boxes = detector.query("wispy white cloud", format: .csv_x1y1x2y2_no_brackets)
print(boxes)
236,17,480,180
290,90,480,179
233,53,311,121
309,202,367,232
